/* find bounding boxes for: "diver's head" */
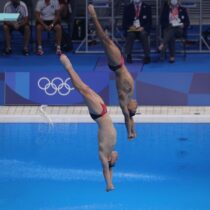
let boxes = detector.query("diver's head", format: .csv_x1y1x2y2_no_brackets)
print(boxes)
108,151,118,168
128,99,138,117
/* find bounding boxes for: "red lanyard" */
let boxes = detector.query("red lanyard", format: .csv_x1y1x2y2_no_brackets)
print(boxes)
171,7,178,18
135,5,140,18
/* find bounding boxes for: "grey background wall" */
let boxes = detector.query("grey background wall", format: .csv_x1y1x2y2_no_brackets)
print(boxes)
0,0,9,11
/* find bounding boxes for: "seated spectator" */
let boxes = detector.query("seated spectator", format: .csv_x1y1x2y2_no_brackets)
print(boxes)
35,0,62,55
158,0,190,63
3,0,31,55
59,0,73,51
122,0,152,64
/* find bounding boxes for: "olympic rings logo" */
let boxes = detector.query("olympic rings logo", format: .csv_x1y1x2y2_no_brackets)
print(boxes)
38,77,75,96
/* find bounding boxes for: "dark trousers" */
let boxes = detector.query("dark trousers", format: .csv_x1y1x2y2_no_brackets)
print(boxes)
68,0,77,38
162,26,184,57
61,0,77,50
125,30,150,57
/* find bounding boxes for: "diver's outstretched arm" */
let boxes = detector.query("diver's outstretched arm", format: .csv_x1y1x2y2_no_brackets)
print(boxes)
99,152,114,192
119,93,136,140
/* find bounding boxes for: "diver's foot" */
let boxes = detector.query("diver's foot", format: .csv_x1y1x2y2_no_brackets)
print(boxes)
60,54,73,69
88,4,97,18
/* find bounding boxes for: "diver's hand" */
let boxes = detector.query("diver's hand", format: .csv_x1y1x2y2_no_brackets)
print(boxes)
128,132,137,140
106,185,115,192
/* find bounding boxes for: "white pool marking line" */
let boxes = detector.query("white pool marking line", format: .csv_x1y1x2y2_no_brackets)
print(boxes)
0,106,210,123
0,159,167,182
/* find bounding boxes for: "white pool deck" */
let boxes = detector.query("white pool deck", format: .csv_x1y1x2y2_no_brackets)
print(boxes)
0,106,210,123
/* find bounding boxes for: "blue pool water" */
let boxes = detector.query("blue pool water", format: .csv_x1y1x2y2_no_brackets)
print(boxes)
0,123,210,210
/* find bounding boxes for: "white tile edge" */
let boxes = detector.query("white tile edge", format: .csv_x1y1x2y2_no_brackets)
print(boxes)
0,114,210,123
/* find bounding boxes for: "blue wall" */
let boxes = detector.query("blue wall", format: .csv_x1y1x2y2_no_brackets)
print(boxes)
3,71,210,106
1,54,210,106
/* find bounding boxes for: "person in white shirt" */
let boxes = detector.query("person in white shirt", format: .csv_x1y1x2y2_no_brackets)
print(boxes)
35,0,62,55
3,0,30,55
